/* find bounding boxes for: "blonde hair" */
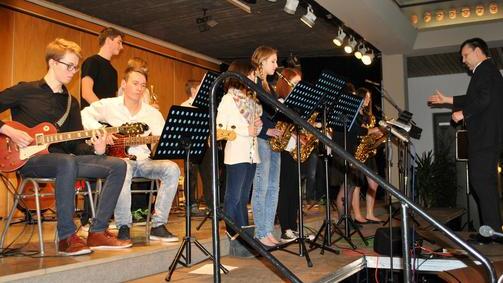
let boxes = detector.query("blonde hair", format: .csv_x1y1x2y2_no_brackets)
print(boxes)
127,57,148,74
45,38,81,67
251,45,277,93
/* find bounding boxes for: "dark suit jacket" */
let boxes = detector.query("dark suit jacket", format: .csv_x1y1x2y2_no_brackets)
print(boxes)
453,59,503,153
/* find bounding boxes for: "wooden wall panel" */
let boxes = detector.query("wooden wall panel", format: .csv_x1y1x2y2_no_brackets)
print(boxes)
0,7,15,219
0,4,219,217
13,12,82,96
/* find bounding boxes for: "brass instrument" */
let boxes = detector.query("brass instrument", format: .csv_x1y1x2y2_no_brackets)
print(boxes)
269,121,294,152
149,85,159,105
355,112,386,163
291,112,320,162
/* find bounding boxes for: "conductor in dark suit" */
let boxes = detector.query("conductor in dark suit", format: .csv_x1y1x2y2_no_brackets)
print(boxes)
428,38,503,239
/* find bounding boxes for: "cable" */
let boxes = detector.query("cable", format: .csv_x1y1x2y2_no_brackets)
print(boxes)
375,255,380,283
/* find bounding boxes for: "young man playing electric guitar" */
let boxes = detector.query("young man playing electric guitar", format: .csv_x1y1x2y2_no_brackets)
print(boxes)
81,66,181,242
0,38,132,256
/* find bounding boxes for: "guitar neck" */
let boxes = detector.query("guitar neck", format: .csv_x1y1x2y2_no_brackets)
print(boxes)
41,127,119,145
118,135,160,146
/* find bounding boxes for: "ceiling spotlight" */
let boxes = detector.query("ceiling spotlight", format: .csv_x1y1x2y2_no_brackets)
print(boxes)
284,0,299,14
332,27,346,46
344,36,357,53
354,43,367,59
300,5,317,28
362,49,375,65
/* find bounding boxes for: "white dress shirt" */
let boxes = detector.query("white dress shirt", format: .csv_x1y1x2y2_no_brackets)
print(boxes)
81,96,165,160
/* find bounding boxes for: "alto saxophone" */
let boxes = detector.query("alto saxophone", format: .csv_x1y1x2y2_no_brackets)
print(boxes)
290,111,320,163
355,113,386,163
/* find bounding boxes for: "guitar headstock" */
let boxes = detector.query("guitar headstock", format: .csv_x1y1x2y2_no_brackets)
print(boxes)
119,122,149,136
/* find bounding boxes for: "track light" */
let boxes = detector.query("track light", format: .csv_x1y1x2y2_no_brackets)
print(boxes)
344,36,357,53
362,49,375,65
300,5,316,28
354,43,367,59
332,27,346,46
284,0,299,14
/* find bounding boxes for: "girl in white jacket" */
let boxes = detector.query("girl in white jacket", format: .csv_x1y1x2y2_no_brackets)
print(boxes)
217,60,263,257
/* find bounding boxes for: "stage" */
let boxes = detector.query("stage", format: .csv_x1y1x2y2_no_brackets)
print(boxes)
1,202,502,282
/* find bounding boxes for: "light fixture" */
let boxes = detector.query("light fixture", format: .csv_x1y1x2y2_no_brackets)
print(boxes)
300,5,317,28
344,36,357,53
354,43,367,59
362,49,375,65
332,27,346,46
284,0,299,14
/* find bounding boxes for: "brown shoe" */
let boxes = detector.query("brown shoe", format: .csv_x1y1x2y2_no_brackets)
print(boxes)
58,234,92,256
87,230,133,250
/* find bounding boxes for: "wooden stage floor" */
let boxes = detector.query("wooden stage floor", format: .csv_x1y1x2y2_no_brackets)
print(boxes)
1,202,502,282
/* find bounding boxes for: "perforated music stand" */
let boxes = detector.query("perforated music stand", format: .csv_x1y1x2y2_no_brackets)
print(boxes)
191,71,225,110
308,71,347,255
273,81,325,267
154,106,228,281
328,91,369,249
315,70,347,110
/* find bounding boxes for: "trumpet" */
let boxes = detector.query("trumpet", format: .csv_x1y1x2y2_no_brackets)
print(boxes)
149,85,159,105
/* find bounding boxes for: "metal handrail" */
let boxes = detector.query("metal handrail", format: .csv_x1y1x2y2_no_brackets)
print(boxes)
208,72,497,283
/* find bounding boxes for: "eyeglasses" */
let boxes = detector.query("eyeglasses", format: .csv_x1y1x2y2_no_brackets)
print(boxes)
55,60,79,72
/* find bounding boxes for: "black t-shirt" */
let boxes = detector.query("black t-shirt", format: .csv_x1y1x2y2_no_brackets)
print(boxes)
80,54,118,109
0,80,94,155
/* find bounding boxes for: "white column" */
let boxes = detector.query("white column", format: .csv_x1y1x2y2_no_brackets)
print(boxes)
381,54,407,190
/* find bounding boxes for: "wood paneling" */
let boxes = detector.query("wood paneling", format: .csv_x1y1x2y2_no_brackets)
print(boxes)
0,3,217,217
0,7,15,220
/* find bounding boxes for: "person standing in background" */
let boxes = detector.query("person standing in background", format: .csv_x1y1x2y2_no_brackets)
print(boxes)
80,27,124,109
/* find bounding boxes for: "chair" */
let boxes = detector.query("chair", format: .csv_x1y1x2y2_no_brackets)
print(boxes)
0,177,98,255
130,177,158,243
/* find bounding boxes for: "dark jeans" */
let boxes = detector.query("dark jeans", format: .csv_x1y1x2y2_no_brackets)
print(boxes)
223,163,256,236
19,153,127,240
278,152,299,233
468,147,503,232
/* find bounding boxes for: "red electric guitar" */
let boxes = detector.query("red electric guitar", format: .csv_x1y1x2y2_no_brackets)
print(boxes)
0,121,147,172
106,135,160,159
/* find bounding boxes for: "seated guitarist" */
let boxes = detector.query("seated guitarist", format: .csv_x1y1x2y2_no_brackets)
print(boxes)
81,65,181,242
0,38,131,255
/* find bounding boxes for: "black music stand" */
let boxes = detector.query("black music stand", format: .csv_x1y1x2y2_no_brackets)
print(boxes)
328,91,368,249
191,71,225,229
154,106,228,281
273,81,325,267
309,71,347,255
192,71,225,110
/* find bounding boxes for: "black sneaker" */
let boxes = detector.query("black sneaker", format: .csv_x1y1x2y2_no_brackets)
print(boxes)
190,205,207,217
117,225,131,241
150,225,179,242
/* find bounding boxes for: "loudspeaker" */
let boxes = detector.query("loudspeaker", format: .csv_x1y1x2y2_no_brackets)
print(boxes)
373,227,421,256
456,130,468,161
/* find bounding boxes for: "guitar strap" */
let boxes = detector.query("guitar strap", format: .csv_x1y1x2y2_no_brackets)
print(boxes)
55,92,72,128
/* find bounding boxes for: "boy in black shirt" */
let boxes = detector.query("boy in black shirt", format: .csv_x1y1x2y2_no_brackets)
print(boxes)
0,38,131,255
80,27,124,109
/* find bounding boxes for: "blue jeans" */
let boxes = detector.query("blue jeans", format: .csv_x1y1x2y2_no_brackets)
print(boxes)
252,138,281,239
19,153,127,240
224,163,256,236
114,159,180,228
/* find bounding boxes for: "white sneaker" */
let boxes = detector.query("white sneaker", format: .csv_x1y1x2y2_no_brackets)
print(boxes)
280,229,298,243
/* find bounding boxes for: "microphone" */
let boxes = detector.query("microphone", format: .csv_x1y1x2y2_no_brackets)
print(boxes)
387,119,412,132
379,120,409,143
365,79,381,86
479,225,503,238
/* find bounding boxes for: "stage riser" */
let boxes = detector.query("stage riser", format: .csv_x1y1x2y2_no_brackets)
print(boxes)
1,239,230,283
